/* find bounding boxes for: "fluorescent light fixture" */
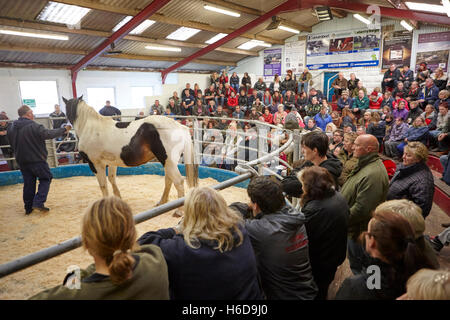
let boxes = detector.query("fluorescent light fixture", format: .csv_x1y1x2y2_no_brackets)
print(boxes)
112,16,155,34
314,6,333,21
37,1,90,25
0,29,68,40
443,0,450,17
278,25,300,34
205,33,228,44
400,20,414,31
353,13,371,25
145,45,181,52
405,2,445,14
237,40,271,50
166,27,201,41
204,5,240,17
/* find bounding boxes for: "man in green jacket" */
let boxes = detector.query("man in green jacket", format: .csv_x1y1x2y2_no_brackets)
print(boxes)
341,134,389,275
352,89,369,119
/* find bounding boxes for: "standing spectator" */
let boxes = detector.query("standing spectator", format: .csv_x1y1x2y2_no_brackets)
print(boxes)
416,62,432,87
314,106,332,131
49,104,66,129
398,65,414,89
382,63,401,93
337,90,353,111
230,176,318,300
433,67,448,91
393,100,409,122
283,90,296,111
331,72,348,100
7,105,70,214
369,91,383,110
347,73,360,94
353,89,369,118
150,100,164,115
229,72,240,93
387,142,434,218
337,132,358,186
30,196,170,300
336,208,436,300
269,74,282,95
181,83,195,99
253,77,267,100
219,71,228,86
341,134,389,274
298,68,312,94
280,74,296,96
181,89,195,115
384,116,409,159
99,100,121,120
297,166,349,300
138,187,263,300
418,78,439,109
406,81,421,103
241,72,251,91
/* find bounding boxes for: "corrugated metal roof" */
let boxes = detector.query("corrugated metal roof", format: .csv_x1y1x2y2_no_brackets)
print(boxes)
0,50,81,64
0,0,48,20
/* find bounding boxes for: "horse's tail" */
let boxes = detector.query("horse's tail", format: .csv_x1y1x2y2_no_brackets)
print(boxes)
184,129,198,188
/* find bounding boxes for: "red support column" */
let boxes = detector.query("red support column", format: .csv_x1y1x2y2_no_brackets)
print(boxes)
161,0,298,83
71,70,78,99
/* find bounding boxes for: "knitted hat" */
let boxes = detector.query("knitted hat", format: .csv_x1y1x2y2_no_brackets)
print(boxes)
370,91,378,96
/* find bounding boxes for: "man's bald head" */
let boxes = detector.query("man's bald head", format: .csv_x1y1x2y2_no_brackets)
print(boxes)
353,134,379,158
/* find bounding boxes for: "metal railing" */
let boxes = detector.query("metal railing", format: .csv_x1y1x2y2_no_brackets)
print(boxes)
0,114,298,279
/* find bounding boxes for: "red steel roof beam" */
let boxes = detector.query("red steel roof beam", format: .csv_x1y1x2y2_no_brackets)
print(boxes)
160,0,299,83
70,0,173,75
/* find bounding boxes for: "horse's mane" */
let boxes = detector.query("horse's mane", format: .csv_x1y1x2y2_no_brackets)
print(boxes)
78,100,104,121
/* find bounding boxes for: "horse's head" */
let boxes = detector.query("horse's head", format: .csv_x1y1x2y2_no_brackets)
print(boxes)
62,95,83,125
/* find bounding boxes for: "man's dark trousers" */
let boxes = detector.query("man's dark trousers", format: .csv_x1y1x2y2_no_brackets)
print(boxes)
20,161,53,211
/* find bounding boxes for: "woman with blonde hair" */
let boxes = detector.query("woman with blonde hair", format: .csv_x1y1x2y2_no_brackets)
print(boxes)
398,269,450,300
387,142,435,218
138,187,263,300
30,196,169,299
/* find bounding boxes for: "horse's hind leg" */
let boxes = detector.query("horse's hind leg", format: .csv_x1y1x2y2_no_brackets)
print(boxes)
95,163,108,197
108,166,122,198
164,160,185,217
157,174,172,206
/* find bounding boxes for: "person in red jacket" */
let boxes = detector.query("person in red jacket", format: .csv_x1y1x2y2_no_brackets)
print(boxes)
262,108,274,124
224,83,236,99
219,71,228,85
369,91,383,110
227,91,239,112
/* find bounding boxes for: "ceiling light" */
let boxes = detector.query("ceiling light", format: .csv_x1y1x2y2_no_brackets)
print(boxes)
37,1,90,26
145,45,181,52
204,5,240,17
278,25,300,34
166,27,201,41
237,40,271,50
405,2,445,14
314,6,333,21
112,16,155,34
0,29,69,40
400,20,414,31
353,13,371,25
443,0,450,17
205,33,228,44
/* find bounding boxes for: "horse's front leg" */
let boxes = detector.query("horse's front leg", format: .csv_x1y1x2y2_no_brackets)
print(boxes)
157,173,172,206
94,163,108,197
107,166,122,198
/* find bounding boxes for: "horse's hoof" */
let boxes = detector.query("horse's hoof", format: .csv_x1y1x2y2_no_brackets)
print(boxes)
172,210,183,217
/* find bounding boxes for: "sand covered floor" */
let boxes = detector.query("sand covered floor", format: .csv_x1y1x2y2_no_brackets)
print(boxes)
0,174,248,300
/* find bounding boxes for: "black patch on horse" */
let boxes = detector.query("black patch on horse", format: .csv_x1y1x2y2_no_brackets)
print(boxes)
115,122,131,129
79,151,97,174
62,96,82,125
120,123,168,166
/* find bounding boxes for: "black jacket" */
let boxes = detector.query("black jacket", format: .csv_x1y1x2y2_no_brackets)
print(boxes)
280,79,296,93
49,111,67,129
7,117,66,165
383,68,401,87
282,156,343,197
367,122,386,139
387,162,435,218
301,191,349,287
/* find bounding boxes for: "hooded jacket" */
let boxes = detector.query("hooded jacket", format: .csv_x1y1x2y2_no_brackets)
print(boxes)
387,162,435,218
281,155,343,197
341,152,389,240
7,117,66,165
243,205,318,300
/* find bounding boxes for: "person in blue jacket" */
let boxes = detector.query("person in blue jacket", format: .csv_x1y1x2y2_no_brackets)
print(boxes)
337,90,353,111
396,116,429,156
314,106,332,131
418,78,439,109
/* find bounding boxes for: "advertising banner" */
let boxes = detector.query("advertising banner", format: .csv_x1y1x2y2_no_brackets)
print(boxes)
306,28,381,70
284,40,306,76
263,48,282,77
381,30,413,72
415,31,450,72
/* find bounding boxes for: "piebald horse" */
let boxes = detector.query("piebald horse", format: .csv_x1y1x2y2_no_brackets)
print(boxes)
63,96,198,216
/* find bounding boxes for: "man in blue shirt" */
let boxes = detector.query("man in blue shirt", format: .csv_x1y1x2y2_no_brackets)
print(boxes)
181,89,195,115
99,100,121,120
337,90,353,111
